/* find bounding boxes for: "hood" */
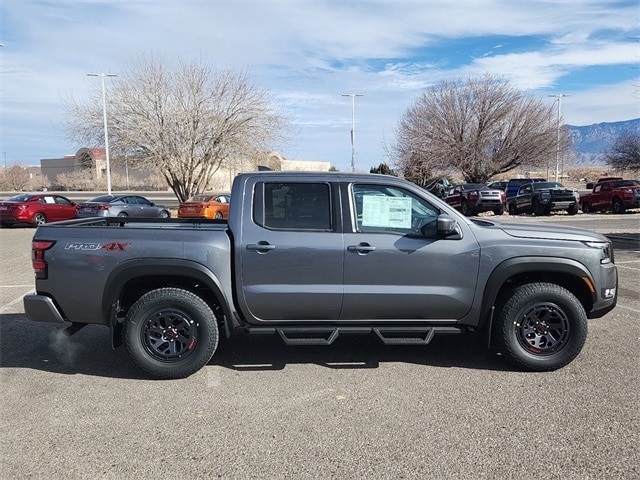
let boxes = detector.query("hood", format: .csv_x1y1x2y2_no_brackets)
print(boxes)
487,219,608,242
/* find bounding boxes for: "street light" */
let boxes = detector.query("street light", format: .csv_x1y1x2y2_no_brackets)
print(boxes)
549,94,570,182
87,72,117,194
342,93,363,172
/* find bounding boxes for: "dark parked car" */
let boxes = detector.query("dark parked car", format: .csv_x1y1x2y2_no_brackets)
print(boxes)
77,195,171,218
0,193,77,227
505,178,546,199
444,183,505,216
507,181,579,216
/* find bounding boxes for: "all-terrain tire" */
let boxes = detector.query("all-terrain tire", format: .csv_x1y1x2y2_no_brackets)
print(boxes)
612,198,625,214
124,288,219,379
460,200,473,217
493,282,587,371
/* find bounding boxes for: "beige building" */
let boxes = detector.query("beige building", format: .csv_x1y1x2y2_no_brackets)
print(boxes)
41,148,331,191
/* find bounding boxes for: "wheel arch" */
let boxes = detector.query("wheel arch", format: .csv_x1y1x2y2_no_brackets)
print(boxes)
479,257,595,330
102,259,235,348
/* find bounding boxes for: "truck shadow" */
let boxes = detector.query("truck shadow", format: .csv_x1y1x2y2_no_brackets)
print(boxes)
0,314,511,378
212,332,509,372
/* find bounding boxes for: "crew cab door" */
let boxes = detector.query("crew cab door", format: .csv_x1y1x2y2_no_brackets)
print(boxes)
515,184,533,212
237,180,344,322
340,183,480,321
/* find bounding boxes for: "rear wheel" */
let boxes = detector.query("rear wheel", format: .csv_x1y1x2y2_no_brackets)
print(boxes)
33,213,47,226
117,212,128,218
214,211,223,220
493,282,587,371
124,288,219,379
159,210,170,218
612,198,625,214
493,205,505,216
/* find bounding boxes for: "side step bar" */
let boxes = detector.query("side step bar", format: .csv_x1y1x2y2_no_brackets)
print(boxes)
247,326,465,346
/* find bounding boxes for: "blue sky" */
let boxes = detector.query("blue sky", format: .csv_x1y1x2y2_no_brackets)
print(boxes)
1,0,638,173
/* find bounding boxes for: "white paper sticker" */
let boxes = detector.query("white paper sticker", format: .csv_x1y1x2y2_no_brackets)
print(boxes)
362,196,412,228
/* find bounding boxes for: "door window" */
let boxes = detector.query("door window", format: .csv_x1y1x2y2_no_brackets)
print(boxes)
351,184,439,236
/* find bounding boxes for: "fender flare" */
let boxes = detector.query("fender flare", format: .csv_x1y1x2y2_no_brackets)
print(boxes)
102,258,235,342
479,256,594,329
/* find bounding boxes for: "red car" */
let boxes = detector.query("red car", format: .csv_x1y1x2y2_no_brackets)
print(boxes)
445,183,506,216
0,193,78,227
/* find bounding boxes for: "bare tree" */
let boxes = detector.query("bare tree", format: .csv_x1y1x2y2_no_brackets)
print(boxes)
0,165,31,191
604,130,640,172
393,74,571,184
66,53,289,202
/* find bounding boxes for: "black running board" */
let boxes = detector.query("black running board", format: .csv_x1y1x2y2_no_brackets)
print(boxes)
247,326,465,346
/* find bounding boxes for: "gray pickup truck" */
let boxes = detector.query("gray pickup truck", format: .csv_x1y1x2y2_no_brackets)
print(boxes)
24,172,618,378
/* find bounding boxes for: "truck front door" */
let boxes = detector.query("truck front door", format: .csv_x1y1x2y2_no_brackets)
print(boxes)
341,183,480,321
237,181,344,322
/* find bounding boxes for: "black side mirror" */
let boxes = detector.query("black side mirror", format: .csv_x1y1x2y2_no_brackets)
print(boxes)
420,214,458,238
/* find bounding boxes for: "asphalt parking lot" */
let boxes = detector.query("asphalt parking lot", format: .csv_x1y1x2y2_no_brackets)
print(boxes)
1,214,638,479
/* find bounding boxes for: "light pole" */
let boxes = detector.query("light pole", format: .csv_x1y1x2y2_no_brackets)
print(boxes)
87,72,117,194
342,93,363,172
549,94,570,182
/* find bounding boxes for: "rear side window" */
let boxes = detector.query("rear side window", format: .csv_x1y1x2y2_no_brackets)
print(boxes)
254,182,332,231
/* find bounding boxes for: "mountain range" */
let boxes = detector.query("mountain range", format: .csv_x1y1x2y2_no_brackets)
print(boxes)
566,118,639,166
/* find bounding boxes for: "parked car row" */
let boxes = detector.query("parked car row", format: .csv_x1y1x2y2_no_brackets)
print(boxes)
0,193,171,227
0,191,232,227
2,178,637,227
446,177,639,217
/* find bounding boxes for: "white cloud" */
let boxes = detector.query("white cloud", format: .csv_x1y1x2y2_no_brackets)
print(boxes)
1,0,638,171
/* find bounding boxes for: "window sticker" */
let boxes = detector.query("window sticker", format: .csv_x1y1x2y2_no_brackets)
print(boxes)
362,196,412,228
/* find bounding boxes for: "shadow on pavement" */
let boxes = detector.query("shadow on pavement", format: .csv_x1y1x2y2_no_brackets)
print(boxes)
0,313,511,379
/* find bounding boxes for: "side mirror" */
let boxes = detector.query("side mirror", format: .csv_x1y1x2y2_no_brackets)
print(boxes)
420,214,458,238
586,182,594,190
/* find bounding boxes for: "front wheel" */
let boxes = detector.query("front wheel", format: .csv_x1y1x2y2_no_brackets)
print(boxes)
581,202,591,214
508,202,518,216
124,288,219,379
460,200,473,216
612,198,625,214
533,199,545,216
492,283,587,371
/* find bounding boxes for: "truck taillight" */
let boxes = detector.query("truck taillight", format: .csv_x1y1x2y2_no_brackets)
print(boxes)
32,240,56,279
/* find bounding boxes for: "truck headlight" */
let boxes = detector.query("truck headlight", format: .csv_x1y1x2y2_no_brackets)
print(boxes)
584,241,613,264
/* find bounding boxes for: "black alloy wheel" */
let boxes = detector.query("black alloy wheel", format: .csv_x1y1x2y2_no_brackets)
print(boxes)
124,288,219,379
493,282,587,371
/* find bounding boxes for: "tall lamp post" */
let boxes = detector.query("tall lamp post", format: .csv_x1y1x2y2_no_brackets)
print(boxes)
548,94,570,182
342,93,363,172
87,72,117,194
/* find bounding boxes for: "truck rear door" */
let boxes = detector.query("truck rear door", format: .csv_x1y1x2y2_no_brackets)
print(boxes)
237,180,344,322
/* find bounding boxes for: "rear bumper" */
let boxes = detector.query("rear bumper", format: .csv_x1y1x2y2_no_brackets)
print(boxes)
23,294,67,324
